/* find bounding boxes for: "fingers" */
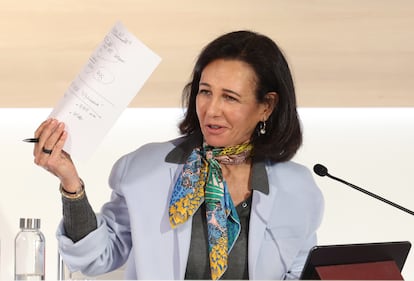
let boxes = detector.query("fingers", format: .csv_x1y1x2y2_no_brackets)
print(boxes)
33,119,66,168
32,119,80,187
48,130,67,160
34,119,64,156
44,122,65,153
33,119,52,156
54,130,67,154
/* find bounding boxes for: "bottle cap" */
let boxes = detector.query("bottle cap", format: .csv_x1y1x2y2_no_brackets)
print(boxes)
19,218,41,229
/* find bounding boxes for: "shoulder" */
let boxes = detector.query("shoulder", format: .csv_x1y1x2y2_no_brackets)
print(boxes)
120,136,186,163
267,161,315,185
266,161,324,205
265,161,324,230
109,136,186,179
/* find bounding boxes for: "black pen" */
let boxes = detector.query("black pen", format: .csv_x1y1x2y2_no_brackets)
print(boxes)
22,138,39,143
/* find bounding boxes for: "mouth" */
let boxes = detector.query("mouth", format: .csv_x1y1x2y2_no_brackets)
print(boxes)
207,124,222,129
204,124,226,134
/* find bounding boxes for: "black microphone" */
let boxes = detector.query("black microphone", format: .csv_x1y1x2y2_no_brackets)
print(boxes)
313,164,414,216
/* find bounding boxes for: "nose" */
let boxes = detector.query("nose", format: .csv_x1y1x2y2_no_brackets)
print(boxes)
205,96,222,117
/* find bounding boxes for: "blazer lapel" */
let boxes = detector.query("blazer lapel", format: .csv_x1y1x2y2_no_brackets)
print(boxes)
167,165,194,279
248,172,278,278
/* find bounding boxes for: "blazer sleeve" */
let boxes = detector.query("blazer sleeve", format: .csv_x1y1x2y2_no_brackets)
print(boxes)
56,153,133,276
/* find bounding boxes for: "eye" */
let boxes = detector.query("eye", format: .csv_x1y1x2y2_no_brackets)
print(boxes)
198,89,210,95
224,94,238,102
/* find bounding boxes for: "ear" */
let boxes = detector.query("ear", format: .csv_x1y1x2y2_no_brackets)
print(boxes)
262,92,278,120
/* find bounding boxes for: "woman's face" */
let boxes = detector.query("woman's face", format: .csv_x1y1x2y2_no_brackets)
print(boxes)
196,59,274,147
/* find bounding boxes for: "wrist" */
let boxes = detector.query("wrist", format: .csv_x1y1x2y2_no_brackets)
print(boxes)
60,178,85,200
60,176,82,193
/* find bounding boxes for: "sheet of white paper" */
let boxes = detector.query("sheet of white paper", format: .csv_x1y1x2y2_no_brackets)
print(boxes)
49,21,161,161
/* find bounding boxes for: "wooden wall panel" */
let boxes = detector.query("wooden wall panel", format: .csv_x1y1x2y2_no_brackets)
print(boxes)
1,0,413,107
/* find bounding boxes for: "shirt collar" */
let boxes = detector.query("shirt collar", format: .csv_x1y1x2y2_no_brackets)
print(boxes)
165,135,269,195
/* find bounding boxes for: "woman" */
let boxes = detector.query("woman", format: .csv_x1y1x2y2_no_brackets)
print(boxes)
33,30,324,279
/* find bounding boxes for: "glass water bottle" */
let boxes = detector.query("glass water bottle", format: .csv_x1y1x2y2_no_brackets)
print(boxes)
14,218,45,280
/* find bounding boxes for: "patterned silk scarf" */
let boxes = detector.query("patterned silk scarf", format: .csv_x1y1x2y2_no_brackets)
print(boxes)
169,143,253,280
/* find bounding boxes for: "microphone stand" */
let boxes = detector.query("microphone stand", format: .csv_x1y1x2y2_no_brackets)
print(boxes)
316,164,414,216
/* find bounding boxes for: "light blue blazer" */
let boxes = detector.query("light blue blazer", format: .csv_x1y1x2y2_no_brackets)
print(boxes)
57,137,324,280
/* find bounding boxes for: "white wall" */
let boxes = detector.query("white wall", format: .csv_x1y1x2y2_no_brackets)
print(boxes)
0,107,413,279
